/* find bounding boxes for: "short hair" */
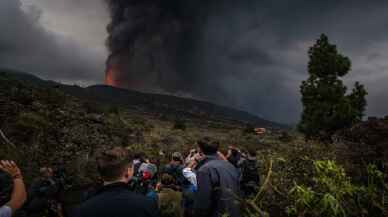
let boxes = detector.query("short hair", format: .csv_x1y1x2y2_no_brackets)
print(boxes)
133,152,146,160
96,147,131,182
246,146,257,157
160,173,175,186
198,137,219,155
171,152,183,162
231,148,239,156
39,167,53,177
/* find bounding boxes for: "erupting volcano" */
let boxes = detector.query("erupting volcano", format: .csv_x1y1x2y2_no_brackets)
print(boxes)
104,54,123,87
103,0,290,122
104,0,263,98
104,66,117,87
104,54,154,90
104,0,208,94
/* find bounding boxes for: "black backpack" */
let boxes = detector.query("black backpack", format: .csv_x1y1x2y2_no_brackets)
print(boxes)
240,159,260,188
162,164,187,187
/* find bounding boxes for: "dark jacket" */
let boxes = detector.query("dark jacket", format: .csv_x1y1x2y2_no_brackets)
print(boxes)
79,182,159,217
158,187,183,217
161,164,188,187
26,178,60,217
194,155,241,217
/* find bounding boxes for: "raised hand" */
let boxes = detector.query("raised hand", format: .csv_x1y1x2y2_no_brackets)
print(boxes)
0,160,23,179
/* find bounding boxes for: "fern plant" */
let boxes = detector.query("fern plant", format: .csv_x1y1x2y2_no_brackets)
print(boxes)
287,160,385,217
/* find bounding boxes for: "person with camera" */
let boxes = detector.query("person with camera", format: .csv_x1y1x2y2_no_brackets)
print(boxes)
162,152,185,188
226,146,243,169
78,147,159,217
238,147,260,198
0,160,27,217
163,151,198,217
26,166,62,217
226,145,261,198
180,150,203,217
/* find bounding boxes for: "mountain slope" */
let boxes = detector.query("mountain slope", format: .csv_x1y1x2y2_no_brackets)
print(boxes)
0,70,284,128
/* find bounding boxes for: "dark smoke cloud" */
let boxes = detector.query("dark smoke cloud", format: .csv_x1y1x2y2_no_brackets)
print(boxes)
1,0,387,124
105,0,388,123
105,0,276,112
0,0,105,85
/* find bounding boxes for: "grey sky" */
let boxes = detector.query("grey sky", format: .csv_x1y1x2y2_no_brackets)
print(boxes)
0,0,387,123
0,0,108,85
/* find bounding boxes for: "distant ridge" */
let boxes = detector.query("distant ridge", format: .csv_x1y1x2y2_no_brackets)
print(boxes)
0,69,286,128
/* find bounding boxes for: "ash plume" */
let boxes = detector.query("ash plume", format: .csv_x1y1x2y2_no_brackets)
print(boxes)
104,0,388,124
104,0,263,100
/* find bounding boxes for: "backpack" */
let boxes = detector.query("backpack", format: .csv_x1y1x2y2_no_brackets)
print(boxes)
240,159,260,193
162,164,187,187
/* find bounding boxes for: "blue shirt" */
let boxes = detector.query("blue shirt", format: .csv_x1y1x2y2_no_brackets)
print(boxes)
0,206,12,217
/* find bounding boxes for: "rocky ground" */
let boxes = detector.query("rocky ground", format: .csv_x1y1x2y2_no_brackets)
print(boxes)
1,72,387,217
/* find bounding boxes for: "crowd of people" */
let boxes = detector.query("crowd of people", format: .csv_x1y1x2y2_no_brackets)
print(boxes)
0,137,261,217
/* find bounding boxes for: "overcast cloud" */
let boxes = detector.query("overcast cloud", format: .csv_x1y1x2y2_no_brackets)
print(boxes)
0,0,108,85
0,0,387,123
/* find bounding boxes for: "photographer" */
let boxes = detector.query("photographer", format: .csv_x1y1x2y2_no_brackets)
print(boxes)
226,146,242,169
26,167,61,217
0,160,27,217
238,148,260,198
181,151,202,217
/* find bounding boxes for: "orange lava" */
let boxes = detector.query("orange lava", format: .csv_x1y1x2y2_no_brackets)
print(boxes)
105,65,118,86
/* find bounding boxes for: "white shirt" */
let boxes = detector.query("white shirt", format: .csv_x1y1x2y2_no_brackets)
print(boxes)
0,206,12,217
182,168,197,188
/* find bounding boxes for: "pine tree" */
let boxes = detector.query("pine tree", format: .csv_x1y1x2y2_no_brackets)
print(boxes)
298,34,367,141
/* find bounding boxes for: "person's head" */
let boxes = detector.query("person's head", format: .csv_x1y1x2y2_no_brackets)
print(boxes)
229,147,240,156
133,152,146,162
197,137,219,155
246,147,257,158
160,173,175,186
171,152,183,164
189,149,197,155
139,163,157,180
96,147,133,184
39,167,54,179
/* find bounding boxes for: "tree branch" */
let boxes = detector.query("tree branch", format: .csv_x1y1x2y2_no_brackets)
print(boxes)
0,128,16,149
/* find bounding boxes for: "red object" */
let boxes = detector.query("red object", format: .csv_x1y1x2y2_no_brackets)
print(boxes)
142,171,151,180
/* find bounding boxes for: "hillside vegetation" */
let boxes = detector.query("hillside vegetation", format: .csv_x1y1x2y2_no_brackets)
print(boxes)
1,69,283,128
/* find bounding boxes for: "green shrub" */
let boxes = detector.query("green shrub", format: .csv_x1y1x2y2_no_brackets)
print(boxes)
243,124,255,134
41,88,67,107
173,119,186,131
287,160,385,217
15,112,49,132
83,101,107,114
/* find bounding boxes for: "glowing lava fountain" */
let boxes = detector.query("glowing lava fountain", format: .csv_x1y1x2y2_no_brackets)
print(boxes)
104,65,118,87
